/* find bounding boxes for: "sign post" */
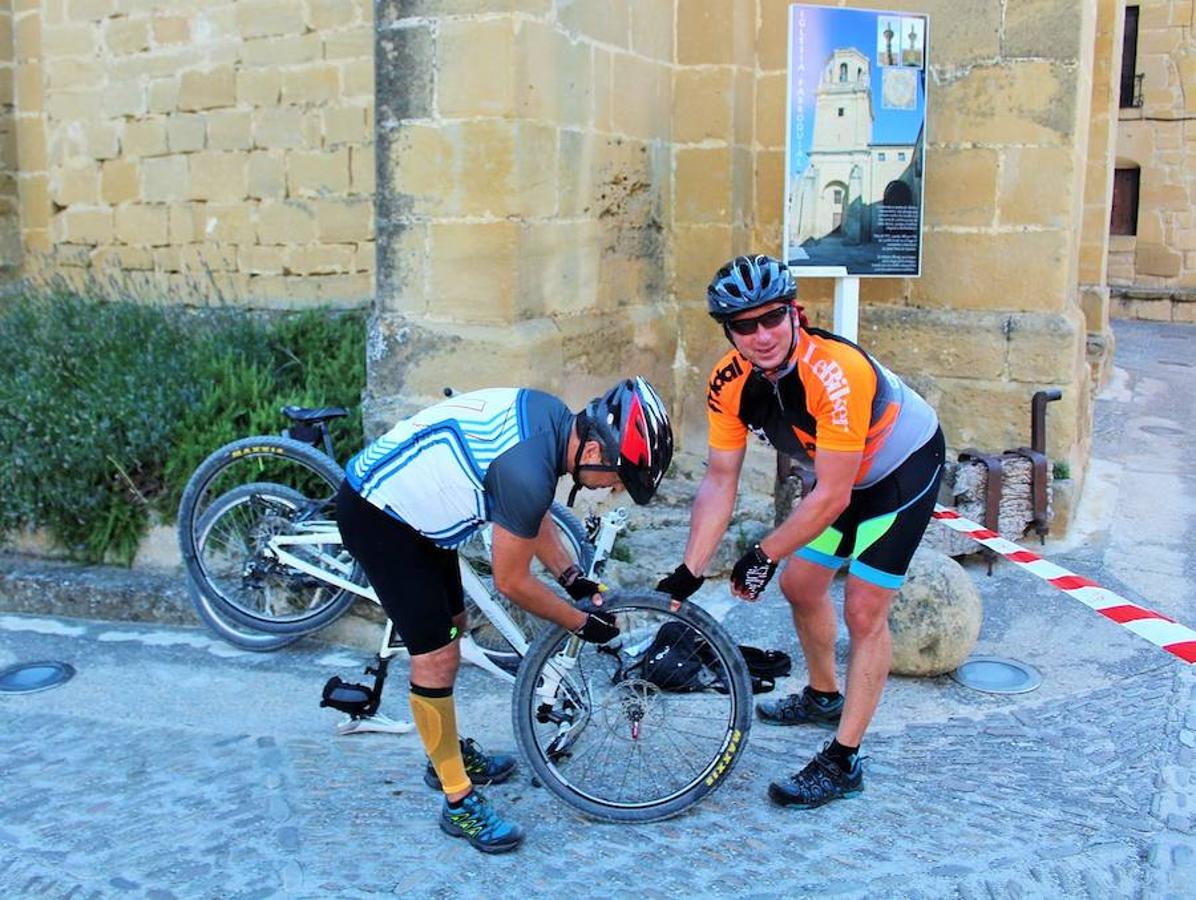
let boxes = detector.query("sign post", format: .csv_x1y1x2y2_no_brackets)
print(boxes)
833,275,860,342
783,4,928,339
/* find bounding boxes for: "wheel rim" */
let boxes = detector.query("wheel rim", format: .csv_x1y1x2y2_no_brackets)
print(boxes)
197,487,349,624
523,602,745,811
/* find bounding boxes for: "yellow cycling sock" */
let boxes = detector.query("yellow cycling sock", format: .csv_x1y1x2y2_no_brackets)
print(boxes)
409,684,470,795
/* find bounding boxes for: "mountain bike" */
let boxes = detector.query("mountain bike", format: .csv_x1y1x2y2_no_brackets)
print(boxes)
176,405,753,822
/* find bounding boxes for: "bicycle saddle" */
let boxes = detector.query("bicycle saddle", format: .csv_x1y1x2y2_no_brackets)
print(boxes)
281,405,349,424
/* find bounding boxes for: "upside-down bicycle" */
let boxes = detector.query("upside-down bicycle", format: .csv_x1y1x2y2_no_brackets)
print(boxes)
176,405,752,822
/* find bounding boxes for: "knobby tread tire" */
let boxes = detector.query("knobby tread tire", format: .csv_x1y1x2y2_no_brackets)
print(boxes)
177,436,357,636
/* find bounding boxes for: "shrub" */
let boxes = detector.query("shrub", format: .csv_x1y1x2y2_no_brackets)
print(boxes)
0,293,364,564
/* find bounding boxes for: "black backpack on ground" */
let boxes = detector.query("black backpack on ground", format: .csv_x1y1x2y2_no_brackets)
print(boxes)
611,621,791,694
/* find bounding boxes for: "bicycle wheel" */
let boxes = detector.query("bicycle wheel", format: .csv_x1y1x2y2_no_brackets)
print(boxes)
186,578,301,652
461,502,594,656
186,481,343,645
512,592,752,823
178,437,360,635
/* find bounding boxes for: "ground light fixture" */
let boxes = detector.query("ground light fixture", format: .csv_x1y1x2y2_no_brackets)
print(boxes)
0,660,76,694
951,655,1042,694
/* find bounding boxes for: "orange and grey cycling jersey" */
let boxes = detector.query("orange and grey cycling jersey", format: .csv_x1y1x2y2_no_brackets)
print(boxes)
706,326,938,487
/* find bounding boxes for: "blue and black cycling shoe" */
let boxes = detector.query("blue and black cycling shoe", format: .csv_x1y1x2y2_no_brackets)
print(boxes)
756,685,843,727
439,790,524,854
767,745,863,809
424,737,517,790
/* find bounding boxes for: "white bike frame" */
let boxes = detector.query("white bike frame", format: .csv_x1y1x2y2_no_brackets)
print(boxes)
264,508,629,734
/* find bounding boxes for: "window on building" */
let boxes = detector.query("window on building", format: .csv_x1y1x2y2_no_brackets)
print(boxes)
837,107,844,117
897,152,906,161
833,189,843,203
1120,6,1140,108
878,152,886,161
1110,167,1140,235
839,62,848,82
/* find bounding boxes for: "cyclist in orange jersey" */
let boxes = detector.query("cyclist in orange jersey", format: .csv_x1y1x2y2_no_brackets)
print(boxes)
656,254,944,810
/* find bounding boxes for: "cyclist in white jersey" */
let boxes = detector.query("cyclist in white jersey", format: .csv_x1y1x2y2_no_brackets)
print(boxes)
335,378,672,853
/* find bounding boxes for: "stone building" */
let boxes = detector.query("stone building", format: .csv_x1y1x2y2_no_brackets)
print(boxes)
1107,0,1196,323
0,1,1167,517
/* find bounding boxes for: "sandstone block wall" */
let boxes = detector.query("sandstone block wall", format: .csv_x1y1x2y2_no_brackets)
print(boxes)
2,0,375,307
1110,0,1196,313
369,0,1109,492
0,1,1121,502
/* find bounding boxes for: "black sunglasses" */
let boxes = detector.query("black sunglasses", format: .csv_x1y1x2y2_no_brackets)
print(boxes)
724,305,791,336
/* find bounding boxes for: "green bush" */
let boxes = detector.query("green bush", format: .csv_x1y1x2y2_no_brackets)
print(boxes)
0,293,364,564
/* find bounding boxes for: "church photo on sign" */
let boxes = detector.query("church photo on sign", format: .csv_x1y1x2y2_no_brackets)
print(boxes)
785,4,928,277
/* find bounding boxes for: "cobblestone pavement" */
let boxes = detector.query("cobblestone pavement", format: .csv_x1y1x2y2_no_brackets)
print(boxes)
1,321,1194,899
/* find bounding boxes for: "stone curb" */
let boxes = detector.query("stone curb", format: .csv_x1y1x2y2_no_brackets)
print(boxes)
0,553,193,626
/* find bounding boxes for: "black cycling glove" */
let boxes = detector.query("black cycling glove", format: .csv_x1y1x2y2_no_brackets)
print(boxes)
573,610,619,644
730,545,777,601
655,563,705,601
558,564,606,602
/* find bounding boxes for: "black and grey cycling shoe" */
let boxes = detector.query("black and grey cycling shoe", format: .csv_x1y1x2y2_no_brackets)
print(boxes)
768,746,863,809
424,737,517,790
755,685,843,727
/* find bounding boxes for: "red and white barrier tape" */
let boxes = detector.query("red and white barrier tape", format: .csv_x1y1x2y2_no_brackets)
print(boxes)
932,505,1196,665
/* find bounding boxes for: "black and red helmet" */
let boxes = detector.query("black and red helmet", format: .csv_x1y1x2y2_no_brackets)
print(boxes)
582,377,673,505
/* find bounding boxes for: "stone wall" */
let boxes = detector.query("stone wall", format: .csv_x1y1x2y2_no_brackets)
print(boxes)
370,0,1107,490
371,0,686,434
4,0,375,307
1110,0,1196,317
0,3,18,273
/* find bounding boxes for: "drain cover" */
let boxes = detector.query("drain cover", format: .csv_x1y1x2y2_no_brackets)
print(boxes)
0,661,76,695
952,656,1041,694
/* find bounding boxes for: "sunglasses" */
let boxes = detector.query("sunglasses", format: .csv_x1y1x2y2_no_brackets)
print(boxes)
724,305,792,336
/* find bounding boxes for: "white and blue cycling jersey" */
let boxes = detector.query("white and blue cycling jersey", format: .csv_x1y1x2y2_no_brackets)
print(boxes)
344,388,573,548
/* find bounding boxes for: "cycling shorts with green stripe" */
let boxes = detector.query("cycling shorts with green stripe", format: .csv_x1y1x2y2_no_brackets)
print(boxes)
795,427,945,589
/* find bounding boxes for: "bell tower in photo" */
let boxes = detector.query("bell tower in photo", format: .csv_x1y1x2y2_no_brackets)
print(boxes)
812,48,873,153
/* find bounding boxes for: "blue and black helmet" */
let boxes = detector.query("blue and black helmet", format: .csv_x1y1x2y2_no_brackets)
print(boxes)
706,254,797,321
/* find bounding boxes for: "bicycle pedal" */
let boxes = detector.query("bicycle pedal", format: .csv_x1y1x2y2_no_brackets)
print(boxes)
320,676,376,716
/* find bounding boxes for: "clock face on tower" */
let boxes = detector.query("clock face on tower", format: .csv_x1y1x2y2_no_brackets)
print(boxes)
882,67,917,110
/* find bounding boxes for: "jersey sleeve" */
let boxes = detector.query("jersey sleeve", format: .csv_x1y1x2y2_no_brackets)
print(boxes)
705,353,749,451
804,343,876,453
483,436,556,539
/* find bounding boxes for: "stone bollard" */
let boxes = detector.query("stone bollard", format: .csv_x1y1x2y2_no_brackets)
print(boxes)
888,546,982,676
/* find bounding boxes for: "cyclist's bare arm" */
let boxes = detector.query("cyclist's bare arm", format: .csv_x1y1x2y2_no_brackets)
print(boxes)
759,447,858,561
491,524,587,631
531,510,574,580
681,446,746,576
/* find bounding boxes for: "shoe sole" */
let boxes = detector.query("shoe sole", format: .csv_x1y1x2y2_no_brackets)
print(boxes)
438,819,523,854
767,783,862,809
424,765,517,791
754,710,841,729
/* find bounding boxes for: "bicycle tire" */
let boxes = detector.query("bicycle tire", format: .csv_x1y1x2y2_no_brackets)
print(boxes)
463,502,594,657
185,482,314,650
512,591,752,823
186,578,302,652
177,437,359,635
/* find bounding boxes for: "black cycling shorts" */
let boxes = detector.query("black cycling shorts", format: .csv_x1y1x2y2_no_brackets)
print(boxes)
794,427,945,589
335,482,465,655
